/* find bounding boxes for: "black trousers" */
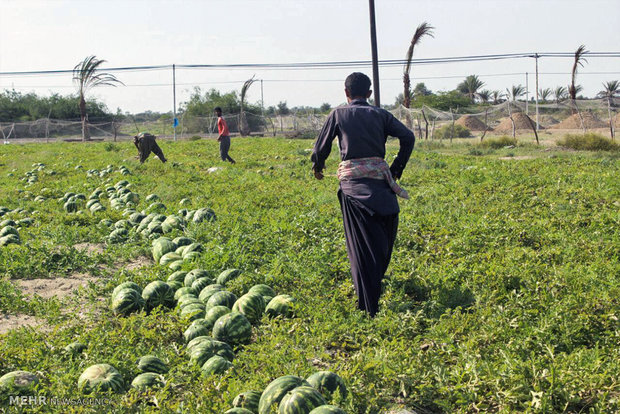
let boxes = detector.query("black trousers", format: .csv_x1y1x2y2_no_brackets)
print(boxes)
338,190,398,316
134,136,166,163
219,136,235,163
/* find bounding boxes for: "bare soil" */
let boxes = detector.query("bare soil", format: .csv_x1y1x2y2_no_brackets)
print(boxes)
493,112,540,134
0,313,46,334
73,242,105,255
455,115,488,131
14,272,99,300
549,112,607,129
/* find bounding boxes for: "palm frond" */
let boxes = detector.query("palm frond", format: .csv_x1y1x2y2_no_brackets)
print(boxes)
240,75,257,105
404,22,435,76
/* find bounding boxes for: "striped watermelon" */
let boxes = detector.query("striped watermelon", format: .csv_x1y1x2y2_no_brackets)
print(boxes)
173,236,193,247
279,386,326,414
212,312,252,346
201,355,233,376
249,284,276,301
266,295,296,318
142,281,175,311
232,293,266,324
180,304,206,321
309,406,346,414
191,277,213,294
78,364,124,394
305,371,347,401
186,335,214,352
233,390,262,412
216,268,242,285
189,339,235,366
183,251,202,262
199,284,224,302
184,319,211,342
226,409,255,414
137,355,169,374
206,291,238,309
169,270,189,284
0,371,39,391
185,269,212,287
167,280,183,291
205,306,232,330
131,373,165,390
112,282,142,299
168,260,184,272
160,252,182,266
152,237,176,262
111,288,144,316
259,376,310,414
65,341,87,357
108,228,129,243
178,296,203,309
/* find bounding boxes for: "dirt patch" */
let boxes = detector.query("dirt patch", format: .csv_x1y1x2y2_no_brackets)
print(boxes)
499,155,536,160
539,115,559,127
123,256,153,271
0,313,45,334
494,112,541,133
73,243,105,256
455,115,488,131
15,272,98,299
549,111,607,129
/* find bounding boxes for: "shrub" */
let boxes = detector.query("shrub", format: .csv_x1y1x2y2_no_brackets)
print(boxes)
189,135,202,141
104,143,120,152
433,124,471,139
557,133,619,151
479,136,517,149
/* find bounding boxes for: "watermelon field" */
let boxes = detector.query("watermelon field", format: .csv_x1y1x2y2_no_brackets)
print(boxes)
0,137,618,413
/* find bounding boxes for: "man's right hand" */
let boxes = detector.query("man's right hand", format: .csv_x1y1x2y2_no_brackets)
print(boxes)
313,169,324,180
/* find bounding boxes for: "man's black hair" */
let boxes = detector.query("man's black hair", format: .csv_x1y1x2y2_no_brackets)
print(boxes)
214,107,222,112
345,72,371,98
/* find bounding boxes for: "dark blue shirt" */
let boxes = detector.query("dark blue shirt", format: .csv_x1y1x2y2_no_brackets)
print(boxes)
311,99,415,215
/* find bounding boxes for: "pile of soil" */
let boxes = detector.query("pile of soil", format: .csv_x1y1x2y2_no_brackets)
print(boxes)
550,111,607,129
539,115,559,126
493,112,540,133
455,115,488,131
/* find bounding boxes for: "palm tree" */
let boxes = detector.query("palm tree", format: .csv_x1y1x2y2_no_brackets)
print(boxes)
553,86,568,103
403,22,434,108
598,80,619,139
73,56,123,141
239,75,257,136
569,45,588,100
491,90,502,105
457,75,485,103
478,89,491,103
507,85,526,101
538,88,552,103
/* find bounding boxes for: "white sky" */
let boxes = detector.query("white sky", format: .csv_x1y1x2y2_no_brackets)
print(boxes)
1,0,619,114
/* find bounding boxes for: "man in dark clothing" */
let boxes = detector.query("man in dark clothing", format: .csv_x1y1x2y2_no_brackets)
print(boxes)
134,132,167,163
215,107,235,163
311,72,415,317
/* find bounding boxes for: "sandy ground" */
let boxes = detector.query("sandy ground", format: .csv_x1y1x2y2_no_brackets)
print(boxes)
0,314,45,334
73,242,105,255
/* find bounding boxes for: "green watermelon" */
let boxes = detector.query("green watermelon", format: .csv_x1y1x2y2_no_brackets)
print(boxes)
0,226,19,238
217,268,242,285
129,212,146,225
305,371,348,401
233,390,262,412
182,242,204,255
108,228,129,244
168,260,184,271
112,282,142,299
99,218,114,227
279,386,326,414
167,280,183,291
173,236,193,247
78,364,124,394
146,202,166,214
160,252,182,266
201,355,232,376
137,355,169,374
0,234,20,246
142,281,175,311
17,218,34,227
249,284,276,299
191,277,212,294
186,335,215,352
168,271,188,285
225,409,254,414
152,237,176,263
266,295,296,318
184,319,211,342
174,286,195,300
212,312,252,346
178,295,202,308
193,207,216,223
145,194,160,202
131,373,164,390
206,291,238,309
180,304,206,322
111,288,144,316
259,376,310,414
64,342,87,356
179,198,191,206
182,251,202,262
0,371,39,391
205,305,232,330
184,269,212,287
161,215,185,233
199,284,225,303
189,340,235,366
309,406,346,414
232,293,266,325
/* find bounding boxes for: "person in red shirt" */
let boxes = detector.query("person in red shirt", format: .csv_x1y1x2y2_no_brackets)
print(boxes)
215,107,235,163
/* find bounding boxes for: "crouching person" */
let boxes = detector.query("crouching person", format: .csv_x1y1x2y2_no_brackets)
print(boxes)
134,132,167,163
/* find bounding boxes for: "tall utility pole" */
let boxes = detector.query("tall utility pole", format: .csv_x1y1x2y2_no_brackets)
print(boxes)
368,0,381,107
260,79,264,116
172,64,177,141
525,72,529,115
535,53,540,131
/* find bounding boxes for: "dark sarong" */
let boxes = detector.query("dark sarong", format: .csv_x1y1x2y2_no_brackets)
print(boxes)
134,133,167,163
338,189,398,316
219,135,235,163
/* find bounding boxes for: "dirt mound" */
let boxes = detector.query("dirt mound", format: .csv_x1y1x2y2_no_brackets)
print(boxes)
455,115,488,131
493,112,540,133
550,111,607,129
539,115,559,126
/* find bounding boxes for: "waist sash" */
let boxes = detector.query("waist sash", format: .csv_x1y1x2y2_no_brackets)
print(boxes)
337,157,409,199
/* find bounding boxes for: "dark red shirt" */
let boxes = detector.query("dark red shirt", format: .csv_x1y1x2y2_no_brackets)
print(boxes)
217,116,230,136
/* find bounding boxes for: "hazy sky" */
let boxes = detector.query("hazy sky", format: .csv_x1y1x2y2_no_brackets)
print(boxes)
1,0,619,114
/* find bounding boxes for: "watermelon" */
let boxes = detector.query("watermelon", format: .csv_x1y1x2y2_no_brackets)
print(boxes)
279,386,326,414
266,295,296,318
305,372,347,401
0,234,20,246
168,271,187,285
179,198,191,206
111,288,144,316
174,286,195,300
78,364,124,394
183,251,202,262
233,390,262,412
217,268,242,285
137,355,169,374
249,284,276,299
145,194,160,202
191,277,212,294
167,280,183,291
259,376,310,414
142,281,175,311
0,219,16,227
189,340,235,366
121,192,139,204
186,335,215,352
184,319,211,342
160,252,182,266
64,342,87,356
206,291,238,309
0,226,18,238
129,212,146,225
205,305,232,330
173,236,193,246
169,260,184,271
89,203,106,213
232,293,266,325
161,215,185,233
64,201,78,213
182,242,204,256
152,237,176,262
201,355,232,376
180,304,206,322
17,218,34,227
112,282,142,299
193,207,216,223
146,202,167,214
199,284,224,303
108,228,129,244
0,371,39,391
114,219,131,229
178,295,202,308
212,312,252,346
99,218,114,227
131,373,164,390
309,406,346,414
225,409,254,414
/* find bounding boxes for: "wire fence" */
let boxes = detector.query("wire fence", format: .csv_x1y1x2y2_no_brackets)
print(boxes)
1,98,618,143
